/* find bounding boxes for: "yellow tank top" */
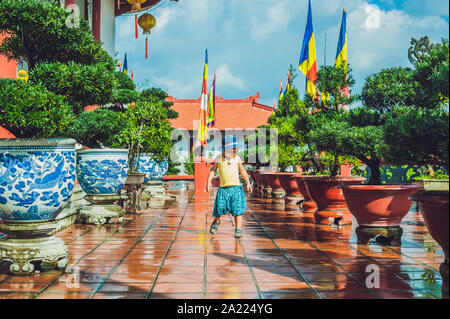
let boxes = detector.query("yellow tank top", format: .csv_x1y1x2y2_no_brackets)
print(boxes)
217,155,242,187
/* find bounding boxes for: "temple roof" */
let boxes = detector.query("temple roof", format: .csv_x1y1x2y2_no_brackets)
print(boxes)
168,92,273,131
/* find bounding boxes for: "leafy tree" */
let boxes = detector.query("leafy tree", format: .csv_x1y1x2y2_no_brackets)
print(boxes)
67,108,125,148
0,78,74,138
30,61,116,114
0,0,114,69
384,106,449,171
361,67,416,113
140,88,178,119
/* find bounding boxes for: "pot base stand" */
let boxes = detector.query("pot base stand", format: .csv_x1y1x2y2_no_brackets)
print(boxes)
314,209,353,226
79,194,124,225
355,225,403,246
0,221,69,275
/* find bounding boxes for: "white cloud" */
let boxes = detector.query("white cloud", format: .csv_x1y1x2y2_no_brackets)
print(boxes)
154,8,174,32
216,65,245,90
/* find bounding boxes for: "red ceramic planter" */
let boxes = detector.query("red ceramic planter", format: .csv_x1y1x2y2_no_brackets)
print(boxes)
341,184,423,227
277,172,303,209
410,191,449,296
295,176,317,213
260,172,285,199
304,176,366,225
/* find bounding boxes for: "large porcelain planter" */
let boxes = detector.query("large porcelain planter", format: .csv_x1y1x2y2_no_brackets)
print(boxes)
304,176,366,225
277,172,303,210
136,154,168,183
295,176,317,213
410,191,449,296
253,170,267,197
76,149,129,195
342,185,423,227
0,138,76,221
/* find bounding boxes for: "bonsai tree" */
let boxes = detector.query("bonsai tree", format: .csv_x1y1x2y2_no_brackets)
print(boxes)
384,40,449,175
0,0,117,115
113,90,174,173
0,78,74,138
268,67,314,172
294,63,359,177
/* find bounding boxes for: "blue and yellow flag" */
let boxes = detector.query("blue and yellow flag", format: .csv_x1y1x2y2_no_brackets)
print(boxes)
123,53,129,76
197,49,209,146
299,0,318,98
207,73,216,128
335,9,349,104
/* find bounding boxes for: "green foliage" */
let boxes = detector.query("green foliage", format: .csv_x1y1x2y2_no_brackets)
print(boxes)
361,67,416,113
184,151,194,176
30,61,116,114
115,71,136,91
413,39,449,108
0,78,74,138
307,108,386,183
113,89,140,106
67,108,125,148
384,106,449,170
140,88,178,119
311,64,358,110
112,96,173,172
0,0,115,69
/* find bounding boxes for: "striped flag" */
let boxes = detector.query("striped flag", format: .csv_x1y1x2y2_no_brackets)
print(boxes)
123,53,128,76
335,9,349,109
272,98,277,115
299,0,319,98
285,70,292,93
206,73,216,128
197,49,209,147
273,80,283,115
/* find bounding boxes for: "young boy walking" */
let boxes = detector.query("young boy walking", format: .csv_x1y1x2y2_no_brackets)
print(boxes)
206,136,252,238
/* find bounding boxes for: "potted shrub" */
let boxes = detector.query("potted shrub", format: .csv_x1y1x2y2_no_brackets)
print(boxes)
0,0,118,273
383,40,449,295
0,80,75,274
293,64,367,225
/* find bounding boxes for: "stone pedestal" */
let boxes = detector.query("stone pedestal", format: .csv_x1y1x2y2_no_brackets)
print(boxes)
355,225,403,246
0,221,68,275
79,194,124,225
143,181,165,198
284,195,303,211
264,186,272,198
272,189,286,199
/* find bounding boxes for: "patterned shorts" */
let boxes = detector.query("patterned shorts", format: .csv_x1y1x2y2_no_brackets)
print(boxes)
213,186,246,217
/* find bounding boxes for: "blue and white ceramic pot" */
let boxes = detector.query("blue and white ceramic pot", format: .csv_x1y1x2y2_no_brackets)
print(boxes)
0,138,77,221
136,154,168,183
76,149,129,195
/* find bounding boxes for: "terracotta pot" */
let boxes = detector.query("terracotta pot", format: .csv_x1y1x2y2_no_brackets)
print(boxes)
260,172,285,199
410,191,449,260
304,176,366,225
341,184,423,227
277,172,303,209
295,176,317,213
410,191,449,296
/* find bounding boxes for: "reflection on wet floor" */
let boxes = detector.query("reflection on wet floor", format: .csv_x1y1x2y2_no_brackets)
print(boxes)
0,189,446,299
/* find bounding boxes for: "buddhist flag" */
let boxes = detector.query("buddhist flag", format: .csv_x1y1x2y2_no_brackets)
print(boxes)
299,0,318,98
207,73,216,128
335,9,349,108
197,49,209,146
285,70,292,93
123,53,128,76
272,98,277,115
278,80,284,102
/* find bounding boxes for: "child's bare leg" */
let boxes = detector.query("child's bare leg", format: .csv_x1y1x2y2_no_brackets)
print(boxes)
235,215,243,230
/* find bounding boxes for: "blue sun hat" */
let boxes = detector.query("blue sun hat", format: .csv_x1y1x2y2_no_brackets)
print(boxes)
222,135,241,152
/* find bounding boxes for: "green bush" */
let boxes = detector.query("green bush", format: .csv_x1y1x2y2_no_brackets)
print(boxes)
0,0,115,69
384,106,449,170
361,67,416,113
30,62,116,114
0,79,74,138
68,108,125,148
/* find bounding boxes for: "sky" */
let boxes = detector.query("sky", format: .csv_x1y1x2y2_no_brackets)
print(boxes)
115,0,449,107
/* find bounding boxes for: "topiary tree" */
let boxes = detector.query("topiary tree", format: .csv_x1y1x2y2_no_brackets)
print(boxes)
0,78,74,138
0,0,114,69
361,67,416,114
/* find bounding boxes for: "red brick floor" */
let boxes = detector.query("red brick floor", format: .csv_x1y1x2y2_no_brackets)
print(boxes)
0,190,446,299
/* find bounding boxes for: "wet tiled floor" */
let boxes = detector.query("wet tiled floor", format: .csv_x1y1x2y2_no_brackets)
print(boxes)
0,190,446,299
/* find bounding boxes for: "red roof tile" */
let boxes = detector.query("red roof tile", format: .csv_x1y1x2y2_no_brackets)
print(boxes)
168,93,273,130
